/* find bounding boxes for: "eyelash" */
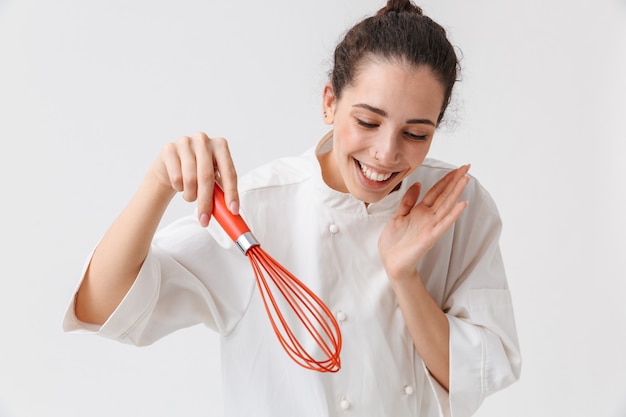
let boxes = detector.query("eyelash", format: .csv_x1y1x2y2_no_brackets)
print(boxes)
355,118,378,129
404,132,428,141
355,118,428,141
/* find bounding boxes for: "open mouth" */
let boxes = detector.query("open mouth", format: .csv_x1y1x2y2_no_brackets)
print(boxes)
356,160,396,183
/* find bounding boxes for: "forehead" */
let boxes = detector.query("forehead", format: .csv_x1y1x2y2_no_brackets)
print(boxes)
342,57,445,116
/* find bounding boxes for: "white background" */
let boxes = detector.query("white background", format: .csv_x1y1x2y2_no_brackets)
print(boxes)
1,0,625,416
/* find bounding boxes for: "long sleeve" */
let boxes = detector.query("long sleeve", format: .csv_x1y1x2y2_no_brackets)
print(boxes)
424,177,521,417
63,215,256,346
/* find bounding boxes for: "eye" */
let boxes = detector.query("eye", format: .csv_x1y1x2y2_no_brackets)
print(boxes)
355,118,379,129
404,131,428,141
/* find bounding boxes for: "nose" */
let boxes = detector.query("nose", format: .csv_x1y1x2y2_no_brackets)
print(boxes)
371,132,400,164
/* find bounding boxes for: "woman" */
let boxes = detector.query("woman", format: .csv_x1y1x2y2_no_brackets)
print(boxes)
64,1,521,416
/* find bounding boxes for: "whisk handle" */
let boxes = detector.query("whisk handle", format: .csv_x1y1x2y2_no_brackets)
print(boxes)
212,183,259,253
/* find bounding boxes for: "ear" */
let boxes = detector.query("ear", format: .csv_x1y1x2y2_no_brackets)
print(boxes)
322,83,336,125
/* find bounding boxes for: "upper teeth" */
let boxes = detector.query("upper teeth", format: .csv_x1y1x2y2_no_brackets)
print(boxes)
360,162,393,182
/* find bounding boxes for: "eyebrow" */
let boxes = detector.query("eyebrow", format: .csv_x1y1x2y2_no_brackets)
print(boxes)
353,103,436,126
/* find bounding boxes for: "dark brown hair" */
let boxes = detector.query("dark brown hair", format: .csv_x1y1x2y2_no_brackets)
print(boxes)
330,0,459,124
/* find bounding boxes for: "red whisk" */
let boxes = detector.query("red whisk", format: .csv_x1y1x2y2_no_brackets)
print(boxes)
211,184,342,372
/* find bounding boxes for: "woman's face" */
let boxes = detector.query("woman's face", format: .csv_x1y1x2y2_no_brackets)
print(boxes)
320,59,445,204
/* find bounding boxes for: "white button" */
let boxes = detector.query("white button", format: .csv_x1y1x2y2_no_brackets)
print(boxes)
329,223,339,234
340,397,351,410
336,310,347,322
403,385,414,395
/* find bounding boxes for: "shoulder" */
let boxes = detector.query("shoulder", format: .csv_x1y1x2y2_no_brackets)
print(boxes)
238,147,317,196
234,148,320,240
412,158,500,214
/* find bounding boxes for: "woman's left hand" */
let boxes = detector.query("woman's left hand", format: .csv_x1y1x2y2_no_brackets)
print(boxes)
378,164,471,281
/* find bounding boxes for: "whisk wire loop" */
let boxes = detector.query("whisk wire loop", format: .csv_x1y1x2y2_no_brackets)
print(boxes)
211,184,342,372
248,247,342,372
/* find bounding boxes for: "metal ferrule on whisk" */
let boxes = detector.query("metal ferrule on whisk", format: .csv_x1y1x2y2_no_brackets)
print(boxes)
236,232,260,254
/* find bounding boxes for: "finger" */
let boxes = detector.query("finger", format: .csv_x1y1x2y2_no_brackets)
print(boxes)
431,173,470,217
432,200,469,238
161,142,184,192
176,136,199,203
423,164,470,209
396,182,421,217
211,137,239,215
191,133,217,226
420,169,456,208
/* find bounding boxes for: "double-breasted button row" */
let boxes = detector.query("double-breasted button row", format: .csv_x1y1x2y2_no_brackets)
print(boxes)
328,216,413,410
337,385,415,411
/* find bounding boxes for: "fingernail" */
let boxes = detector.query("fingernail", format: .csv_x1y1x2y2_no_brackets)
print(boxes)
199,213,210,227
229,201,239,215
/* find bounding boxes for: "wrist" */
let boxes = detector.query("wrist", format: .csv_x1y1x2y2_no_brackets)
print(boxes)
386,266,421,286
144,164,177,202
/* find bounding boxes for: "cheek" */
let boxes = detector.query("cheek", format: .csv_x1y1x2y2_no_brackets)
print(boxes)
406,145,431,170
333,122,362,155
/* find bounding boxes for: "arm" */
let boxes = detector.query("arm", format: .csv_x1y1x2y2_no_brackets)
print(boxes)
74,133,240,325
390,270,451,389
378,165,470,390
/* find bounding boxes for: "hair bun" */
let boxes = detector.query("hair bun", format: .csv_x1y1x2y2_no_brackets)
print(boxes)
376,0,423,16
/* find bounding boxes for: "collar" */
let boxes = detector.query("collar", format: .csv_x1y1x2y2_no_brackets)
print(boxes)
310,131,406,216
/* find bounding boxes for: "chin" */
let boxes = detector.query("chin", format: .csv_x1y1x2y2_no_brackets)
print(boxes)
349,186,392,205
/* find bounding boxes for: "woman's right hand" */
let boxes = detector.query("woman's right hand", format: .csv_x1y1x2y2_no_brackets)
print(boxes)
150,132,240,227
75,131,239,324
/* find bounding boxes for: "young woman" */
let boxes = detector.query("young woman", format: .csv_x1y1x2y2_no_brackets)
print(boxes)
64,1,521,416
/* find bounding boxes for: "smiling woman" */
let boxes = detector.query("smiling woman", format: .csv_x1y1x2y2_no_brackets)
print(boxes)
62,0,520,416
319,63,444,202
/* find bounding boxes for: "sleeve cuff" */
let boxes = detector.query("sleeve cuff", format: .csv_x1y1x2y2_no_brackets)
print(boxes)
421,315,484,417
433,289,520,417
62,248,161,344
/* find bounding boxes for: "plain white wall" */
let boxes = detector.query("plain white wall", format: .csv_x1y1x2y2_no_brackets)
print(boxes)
1,0,625,416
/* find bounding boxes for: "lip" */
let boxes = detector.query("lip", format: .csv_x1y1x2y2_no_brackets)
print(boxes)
353,159,398,190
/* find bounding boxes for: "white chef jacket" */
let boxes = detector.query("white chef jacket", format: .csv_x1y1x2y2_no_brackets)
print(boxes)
64,132,521,417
